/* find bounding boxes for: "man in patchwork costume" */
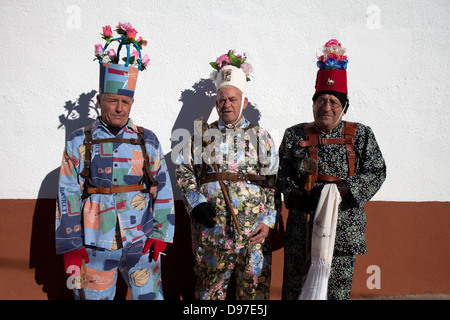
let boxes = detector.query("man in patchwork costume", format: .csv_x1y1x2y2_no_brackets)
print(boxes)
175,50,279,300
277,40,386,300
56,22,174,300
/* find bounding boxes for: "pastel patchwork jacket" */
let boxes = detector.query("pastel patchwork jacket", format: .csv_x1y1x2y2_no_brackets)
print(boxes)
56,118,174,254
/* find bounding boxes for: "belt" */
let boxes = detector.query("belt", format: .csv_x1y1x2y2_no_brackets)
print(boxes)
87,183,146,194
316,175,342,182
200,172,275,187
301,174,343,187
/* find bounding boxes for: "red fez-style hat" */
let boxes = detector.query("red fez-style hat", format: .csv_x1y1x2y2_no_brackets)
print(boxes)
312,39,349,110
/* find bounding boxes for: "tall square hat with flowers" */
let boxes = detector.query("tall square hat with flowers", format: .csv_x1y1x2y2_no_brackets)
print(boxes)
313,39,349,109
94,22,150,98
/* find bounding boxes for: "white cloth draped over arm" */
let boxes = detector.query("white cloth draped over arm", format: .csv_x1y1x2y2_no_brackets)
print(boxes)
299,183,342,300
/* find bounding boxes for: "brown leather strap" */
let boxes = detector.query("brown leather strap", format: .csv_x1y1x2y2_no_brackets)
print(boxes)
343,122,358,177
198,121,275,188
87,183,145,194
307,146,319,190
137,126,159,187
317,174,343,182
81,125,159,195
300,174,343,185
343,123,357,136
299,121,358,190
200,172,264,183
300,135,354,147
90,137,144,145
80,125,93,179
199,172,274,187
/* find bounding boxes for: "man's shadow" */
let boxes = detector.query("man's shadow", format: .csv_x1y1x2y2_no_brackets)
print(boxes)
165,78,261,189
162,78,262,300
30,82,269,300
28,90,112,299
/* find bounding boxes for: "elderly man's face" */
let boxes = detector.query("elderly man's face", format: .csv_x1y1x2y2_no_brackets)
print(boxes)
216,86,248,125
313,93,344,132
97,93,134,127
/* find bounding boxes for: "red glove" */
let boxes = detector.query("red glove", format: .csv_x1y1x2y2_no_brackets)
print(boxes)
142,238,167,261
63,247,90,275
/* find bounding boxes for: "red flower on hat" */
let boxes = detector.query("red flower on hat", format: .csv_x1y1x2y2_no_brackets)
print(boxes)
95,22,149,71
325,39,341,47
216,54,231,68
126,28,138,40
102,25,113,38
317,39,348,70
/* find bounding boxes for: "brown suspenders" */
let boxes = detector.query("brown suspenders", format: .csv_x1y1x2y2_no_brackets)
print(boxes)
80,125,158,195
197,121,276,188
299,121,358,189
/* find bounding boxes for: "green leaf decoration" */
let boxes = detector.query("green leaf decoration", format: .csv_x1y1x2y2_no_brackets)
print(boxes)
209,62,219,70
229,54,241,67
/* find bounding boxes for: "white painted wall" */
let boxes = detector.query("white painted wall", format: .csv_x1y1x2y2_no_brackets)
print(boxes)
0,0,448,201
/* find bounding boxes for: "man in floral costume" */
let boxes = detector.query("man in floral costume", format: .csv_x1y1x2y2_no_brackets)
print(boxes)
175,51,279,300
56,22,174,300
277,40,386,300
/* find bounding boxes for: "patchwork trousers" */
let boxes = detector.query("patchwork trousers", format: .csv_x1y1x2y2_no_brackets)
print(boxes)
73,242,163,300
193,240,272,300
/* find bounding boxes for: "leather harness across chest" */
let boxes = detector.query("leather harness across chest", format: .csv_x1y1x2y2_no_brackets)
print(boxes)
299,121,358,190
197,121,276,189
80,125,158,195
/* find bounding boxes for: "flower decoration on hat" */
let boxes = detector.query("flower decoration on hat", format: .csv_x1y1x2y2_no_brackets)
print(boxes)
94,22,150,71
209,49,253,82
317,39,348,70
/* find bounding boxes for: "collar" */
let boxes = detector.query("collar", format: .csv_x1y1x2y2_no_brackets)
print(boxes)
315,120,345,136
93,117,138,135
217,116,249,130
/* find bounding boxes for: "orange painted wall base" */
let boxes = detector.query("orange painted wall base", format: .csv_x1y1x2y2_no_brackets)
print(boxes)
0,199,448,300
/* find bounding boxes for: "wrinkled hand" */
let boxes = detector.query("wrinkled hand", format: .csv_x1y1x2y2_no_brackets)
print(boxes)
142,238,167,261
334,180,352,200
250,223,270,245
191,202,216,228
63,247,89,275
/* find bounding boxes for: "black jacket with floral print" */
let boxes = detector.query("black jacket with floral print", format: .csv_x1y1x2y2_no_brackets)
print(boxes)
277,120,386,254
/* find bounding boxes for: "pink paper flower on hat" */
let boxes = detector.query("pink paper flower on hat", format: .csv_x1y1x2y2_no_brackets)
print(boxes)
116,22,133,32
131,50,140,60
241,63,253,77
216,54,231,68
95,21,150,71
137,37,148,47
95,43,103,57
102,25,113,38
126,28,137,40
107,49,116,60
142,54,150,67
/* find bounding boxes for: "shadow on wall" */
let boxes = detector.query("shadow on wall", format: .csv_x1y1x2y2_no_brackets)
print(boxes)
162,78,266,300
165,78,262,199
162,78,216,299
28,90,107,299
28,81,275,300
